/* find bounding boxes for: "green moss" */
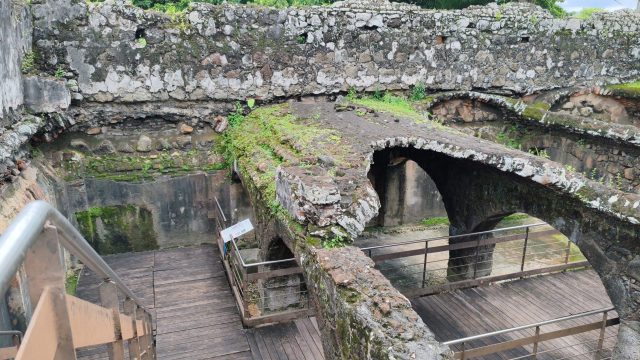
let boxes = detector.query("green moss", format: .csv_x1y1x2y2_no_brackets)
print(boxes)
62,147,225,182
322,234,348,248
223,103,345,209
606,81,640,98
420,217,450,227
353,94,427,124
75,205,158,254
65,269,80,295
21,52,36,74
522,101,551,120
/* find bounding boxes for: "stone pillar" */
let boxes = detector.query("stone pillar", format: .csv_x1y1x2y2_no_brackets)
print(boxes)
446,224,495,281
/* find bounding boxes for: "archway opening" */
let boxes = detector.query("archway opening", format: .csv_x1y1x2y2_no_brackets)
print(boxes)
365,147,448,229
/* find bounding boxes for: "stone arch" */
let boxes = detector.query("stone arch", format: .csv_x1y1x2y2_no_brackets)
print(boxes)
364,140,640,357
366,148,447,227
425,91,521,124
264,236,295,263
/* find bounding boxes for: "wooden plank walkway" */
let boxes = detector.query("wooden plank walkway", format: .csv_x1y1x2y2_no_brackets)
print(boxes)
412,270,618,360
74,244,324,360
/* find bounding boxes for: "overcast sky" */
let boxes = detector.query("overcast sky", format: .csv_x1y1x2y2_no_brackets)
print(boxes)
560,0,636,12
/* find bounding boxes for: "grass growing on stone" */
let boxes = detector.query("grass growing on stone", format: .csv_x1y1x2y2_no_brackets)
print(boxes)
223,103,346,211
352,93,431,124
521,101,551,121
420,217,450,227
607,81,640,98
65,269,81,295
75,205,158,254
62,149,225,182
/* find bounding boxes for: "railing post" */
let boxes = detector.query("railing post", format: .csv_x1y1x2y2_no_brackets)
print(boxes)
100,280,125,360
594,311,608,360
532,325,541,359
23,224,76,359
422,241,429,288
472,236,481,279
135,307,152,359
563,238,572,265
144,311,156,359
460,341,466,360
123,299,141,360
520,227,530,276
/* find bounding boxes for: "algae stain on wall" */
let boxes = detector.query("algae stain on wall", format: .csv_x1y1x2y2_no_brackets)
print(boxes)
74,205,158,254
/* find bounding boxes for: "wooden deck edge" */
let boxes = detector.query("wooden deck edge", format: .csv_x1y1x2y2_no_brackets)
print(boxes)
404,261,591,298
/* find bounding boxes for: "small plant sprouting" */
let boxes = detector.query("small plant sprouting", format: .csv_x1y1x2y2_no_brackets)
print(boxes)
228,102,245,128
54,66,65,79
373,87,384,100
136,37,147,48
615,173,624,191
296,35,306,44
528,147,550,159
322,234,348,249
21,51,36,74
347,87,357,100
565,164,576,173
410,82,427,101
246,98,256,109
495,10,503,21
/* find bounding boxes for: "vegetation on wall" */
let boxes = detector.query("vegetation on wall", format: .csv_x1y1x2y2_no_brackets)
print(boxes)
61,148,225,183
75,205,159,254
123,0,566,17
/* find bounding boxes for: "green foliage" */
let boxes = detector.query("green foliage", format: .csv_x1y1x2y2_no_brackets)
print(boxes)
21,52,36,74
347,87,357,100
410,82,427,101
228,102,246,128
528,147,550,159
132,0,565,18
136,37,148,48
246,98,256,109
65,270,80,295
353,93,426,123
496,126,523,150
372,87,384,101
420,217,450,227
75,205,158,254
574,8,605,20
607,81,640,97
54,66,65,79
322,234,348,249
495,10,503,21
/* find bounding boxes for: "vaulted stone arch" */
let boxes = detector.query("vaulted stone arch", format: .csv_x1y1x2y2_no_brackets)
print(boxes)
364,142,640,358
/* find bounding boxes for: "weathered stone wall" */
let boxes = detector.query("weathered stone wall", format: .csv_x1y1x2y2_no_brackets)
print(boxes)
60,172,253,249
32,0,640,125
0,0,31,123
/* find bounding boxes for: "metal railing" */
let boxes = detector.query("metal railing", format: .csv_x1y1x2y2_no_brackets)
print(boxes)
0,201,155,360
443,307,619,359
213,198,312,326
360,223,589,298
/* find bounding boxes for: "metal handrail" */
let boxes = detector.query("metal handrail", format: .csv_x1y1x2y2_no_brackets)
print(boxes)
360,222,548,251
212,197,297,269
443,306,616,346
229,237,297,268
214,197,228,224
0,330,22,339
0,201,146,309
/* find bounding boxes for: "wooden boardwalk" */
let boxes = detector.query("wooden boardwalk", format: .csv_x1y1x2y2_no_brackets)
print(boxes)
75,244,324,360
413,270,618,360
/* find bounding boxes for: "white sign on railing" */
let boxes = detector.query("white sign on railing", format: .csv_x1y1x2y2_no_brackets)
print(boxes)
220,219,254,244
